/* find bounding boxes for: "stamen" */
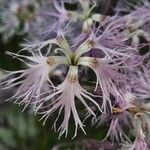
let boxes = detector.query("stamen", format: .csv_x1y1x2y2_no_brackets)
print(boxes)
47,58,56,66
112,107,124,114
127,107,138,115
112,106,139,116
67,74,77,83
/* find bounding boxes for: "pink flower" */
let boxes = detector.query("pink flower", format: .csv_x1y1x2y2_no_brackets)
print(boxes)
122,137,149,150
37,66,101,138
78,56,127,112
122,117,149,150
2,51,68,110
131,65,150,99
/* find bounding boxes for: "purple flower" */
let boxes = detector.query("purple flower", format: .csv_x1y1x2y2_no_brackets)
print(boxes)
37,66,100,138
1,0,150,144
131,65,150,99
2,51,68,110
0,0,40,42
121,117,149,150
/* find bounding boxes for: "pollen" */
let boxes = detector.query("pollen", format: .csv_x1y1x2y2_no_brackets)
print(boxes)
67,74,77,83
112,107,124,114
112,106,139,115
127,107,138,115
47,58,56,66
91,58,99,68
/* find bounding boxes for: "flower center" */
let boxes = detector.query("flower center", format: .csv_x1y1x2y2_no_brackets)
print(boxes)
70,54,78,66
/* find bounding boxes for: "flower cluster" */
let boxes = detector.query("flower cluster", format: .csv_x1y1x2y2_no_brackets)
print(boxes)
0,0,42,42
1,0,150,149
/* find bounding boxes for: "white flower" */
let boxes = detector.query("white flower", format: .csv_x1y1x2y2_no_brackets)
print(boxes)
2,51,68,110
37,66,101,138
